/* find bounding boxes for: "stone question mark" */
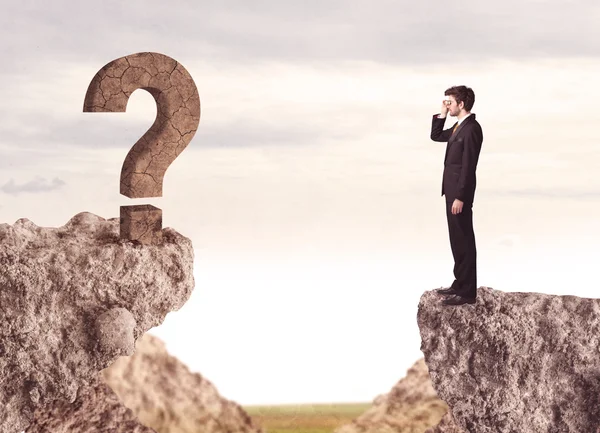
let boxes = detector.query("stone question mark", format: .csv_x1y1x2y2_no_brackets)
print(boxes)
83,52,200,245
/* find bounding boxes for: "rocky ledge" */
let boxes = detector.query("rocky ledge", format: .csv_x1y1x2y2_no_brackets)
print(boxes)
418,286,600,433
0,212,195,432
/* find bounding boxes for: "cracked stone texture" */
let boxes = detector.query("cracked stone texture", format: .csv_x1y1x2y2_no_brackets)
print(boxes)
100,333,265,433
0,212,194,433
418,286,600,433
119,204,164,245
25,376,157,433
334,358,448,433
83,51,201,199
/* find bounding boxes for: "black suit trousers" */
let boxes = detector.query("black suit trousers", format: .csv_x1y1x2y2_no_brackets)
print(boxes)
445,200,477,298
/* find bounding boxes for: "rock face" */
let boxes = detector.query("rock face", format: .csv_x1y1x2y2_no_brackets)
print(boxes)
0,212,194,433
334,358,448,433
418,286,600,433
25,377,157,433
101,333,264,433
424,412,465,433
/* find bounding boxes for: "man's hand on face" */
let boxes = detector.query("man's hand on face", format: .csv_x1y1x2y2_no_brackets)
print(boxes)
452,199,463,214
440,100,449,117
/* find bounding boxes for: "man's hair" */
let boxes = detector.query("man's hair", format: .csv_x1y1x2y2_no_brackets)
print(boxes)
444,85,475,112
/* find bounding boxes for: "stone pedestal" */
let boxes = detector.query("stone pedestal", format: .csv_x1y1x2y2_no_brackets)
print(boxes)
120,205,163,245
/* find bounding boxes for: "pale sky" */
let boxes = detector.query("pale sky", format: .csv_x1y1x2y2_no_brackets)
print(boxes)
2,1,600,405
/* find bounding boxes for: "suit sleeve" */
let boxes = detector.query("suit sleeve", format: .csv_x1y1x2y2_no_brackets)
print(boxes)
430,114,454,142
456,126,483,201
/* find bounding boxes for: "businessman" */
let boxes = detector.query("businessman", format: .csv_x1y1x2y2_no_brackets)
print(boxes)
430,85,483,306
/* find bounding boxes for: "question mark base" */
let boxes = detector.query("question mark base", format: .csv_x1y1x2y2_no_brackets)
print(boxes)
120,205,162,245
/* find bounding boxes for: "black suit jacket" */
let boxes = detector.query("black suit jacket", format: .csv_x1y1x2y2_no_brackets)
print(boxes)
430,113,483,205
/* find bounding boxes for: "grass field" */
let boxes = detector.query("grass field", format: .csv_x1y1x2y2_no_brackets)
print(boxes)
243,402,371,433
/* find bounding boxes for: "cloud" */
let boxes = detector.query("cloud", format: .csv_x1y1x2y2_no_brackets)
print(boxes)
1,0,599,70
1,177,66,195
0,115,333,151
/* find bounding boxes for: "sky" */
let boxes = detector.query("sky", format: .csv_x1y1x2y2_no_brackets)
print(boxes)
1,0,600,406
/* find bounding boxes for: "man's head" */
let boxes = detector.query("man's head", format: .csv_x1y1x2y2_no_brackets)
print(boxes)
444,85,475,117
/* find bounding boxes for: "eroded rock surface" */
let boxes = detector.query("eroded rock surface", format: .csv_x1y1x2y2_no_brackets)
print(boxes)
418,286,600,433
334,358,448,433
25,377,157,433
425,411,465,433
101,333,264,433
0,212,194,432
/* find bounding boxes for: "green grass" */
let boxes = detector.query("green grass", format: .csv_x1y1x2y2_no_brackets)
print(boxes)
243,402,371,433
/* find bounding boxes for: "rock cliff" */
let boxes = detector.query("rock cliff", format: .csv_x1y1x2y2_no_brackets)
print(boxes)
102,333,264,433
418,286,600,433
26,377,157,433
29,333,264,433
334,358,448,433
0,212,194,432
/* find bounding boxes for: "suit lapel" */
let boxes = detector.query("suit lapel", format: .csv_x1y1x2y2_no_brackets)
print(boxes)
444,113,476,165
448,122,459,143
448,113,475,143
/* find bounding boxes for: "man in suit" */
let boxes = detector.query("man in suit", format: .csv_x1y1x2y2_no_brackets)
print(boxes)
430,85,483,306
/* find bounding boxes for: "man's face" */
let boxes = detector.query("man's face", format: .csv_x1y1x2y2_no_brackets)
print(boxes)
445,96,463,116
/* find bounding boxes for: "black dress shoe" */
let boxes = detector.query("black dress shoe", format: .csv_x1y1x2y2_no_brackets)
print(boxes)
442,295,476,306
437,287,459,295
